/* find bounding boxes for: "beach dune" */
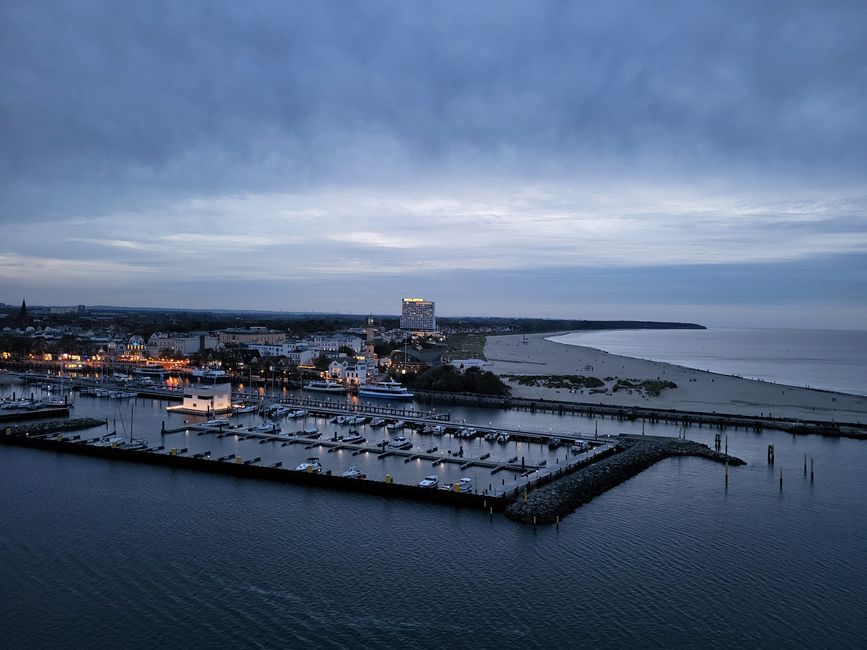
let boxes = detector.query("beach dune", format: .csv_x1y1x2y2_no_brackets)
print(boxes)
484,333,867,424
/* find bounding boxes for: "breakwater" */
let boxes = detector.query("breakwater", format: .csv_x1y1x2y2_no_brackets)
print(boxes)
3,417,105,436
414,390,867,439
505,436,745,524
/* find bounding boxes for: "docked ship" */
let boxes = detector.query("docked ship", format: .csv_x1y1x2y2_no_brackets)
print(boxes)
303,380,347,394
191,367,229,382
132,363,169,379
357,379,414,401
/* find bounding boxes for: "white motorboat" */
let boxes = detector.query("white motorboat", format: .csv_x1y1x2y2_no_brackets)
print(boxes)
455,477,473,493
387,435,413,450
370,418,386,428
233,404,258,414
94,434,126,447
251,422,280,433
295,458,322,473
304,380,347,394
358,379,414,401
341,430,366,444
386,420,405,431
204,418,231,427
341,466,364,479
418,475,439,488
302,425,320,437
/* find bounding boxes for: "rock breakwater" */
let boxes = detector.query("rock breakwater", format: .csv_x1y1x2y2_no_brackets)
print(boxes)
506,436,745,524
3,418,105,436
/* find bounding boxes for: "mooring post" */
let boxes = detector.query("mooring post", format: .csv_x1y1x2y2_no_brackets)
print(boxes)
556,515,560,532
811,458,814,482
767,445,775,464
725,461,728,487
725,435,728,455
804,453,807,475
779,467,783,490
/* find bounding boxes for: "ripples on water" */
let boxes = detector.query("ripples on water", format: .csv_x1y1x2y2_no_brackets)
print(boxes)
2,386,867,647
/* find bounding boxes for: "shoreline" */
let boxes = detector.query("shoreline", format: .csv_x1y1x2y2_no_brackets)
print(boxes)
484,332,867,424
548,329,865,397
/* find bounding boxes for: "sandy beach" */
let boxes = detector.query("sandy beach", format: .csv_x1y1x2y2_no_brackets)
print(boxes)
484,332,867,424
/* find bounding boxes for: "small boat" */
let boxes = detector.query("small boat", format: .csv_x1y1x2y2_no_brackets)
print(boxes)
388,435,413,450
496,433,510,444
455,477,473,493
203,418,231,427
548,437,561,449
233,404,258,414
191,367,228,380
341,466,364,479
302,425,320,437
251,422,280,434
418,475,439,488
370,418,386,428
94,434,126,447
341,430,366,444
484,431,496,441
386,420,405,431
430,425,445,436
335,415,350,425
287,409,307,419
328,416,340,424
268,405,291,417
295,458,322,472
353,415,370,425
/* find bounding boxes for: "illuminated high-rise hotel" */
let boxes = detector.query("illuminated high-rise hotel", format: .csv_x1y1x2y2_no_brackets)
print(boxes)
400,298,436,331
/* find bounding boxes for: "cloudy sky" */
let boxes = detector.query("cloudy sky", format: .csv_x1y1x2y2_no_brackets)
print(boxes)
2,0,865,327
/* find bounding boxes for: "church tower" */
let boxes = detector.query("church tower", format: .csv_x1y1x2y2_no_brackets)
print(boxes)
17,299,28,328
365,315,375,358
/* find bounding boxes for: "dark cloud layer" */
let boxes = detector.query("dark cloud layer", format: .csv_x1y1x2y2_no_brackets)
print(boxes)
1,1,865,326
2,0,865,219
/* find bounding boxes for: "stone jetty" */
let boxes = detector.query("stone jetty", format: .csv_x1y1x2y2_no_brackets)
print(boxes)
505,436,745,524
3,418,105,437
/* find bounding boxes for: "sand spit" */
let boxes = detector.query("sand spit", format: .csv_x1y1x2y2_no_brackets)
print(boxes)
485,333,867,424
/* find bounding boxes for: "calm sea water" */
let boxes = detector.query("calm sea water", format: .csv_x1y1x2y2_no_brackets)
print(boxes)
551,328,867,396
2,382,866,648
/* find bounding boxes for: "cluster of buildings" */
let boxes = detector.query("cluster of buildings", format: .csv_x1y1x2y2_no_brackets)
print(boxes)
1,298,446,380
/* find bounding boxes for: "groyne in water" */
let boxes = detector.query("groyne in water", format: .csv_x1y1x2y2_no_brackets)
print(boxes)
505,436,745,524
413,390,867,439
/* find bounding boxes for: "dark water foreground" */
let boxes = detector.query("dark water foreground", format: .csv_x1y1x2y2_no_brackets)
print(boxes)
2,416,867,647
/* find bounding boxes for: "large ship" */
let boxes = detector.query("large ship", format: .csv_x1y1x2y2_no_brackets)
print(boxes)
303,380,347,394
357,378,414,401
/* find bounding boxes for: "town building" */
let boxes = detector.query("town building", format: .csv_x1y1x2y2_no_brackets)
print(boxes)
400,298,436,331
167,384,232,415
219,327,286,346
328,359,373,385
312,334,363,354
147,332,219,357
246,342,315,365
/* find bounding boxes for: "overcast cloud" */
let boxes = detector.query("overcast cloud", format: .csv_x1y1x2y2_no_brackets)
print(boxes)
1,0,865,326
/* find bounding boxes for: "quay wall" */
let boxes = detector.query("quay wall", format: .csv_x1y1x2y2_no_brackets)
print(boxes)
0,429,510,513
505,437,745,524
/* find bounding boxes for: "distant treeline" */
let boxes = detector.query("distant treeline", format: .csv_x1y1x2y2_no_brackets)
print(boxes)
438,318,705,333
2,305,703,336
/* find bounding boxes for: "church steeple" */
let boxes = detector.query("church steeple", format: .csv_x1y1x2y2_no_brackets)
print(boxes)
17,299,28,328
